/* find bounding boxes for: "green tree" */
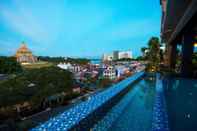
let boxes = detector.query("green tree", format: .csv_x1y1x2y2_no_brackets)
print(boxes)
114,58,134,62
66,57,90,65
141,47,148,57
136,56,144,61
146,37,161,71
0,56,22,74
0,66,74,108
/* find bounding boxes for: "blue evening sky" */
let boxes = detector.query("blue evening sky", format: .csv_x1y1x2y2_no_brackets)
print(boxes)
0,0,161,58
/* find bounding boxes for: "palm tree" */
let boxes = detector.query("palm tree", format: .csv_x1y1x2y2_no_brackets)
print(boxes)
141,47,148,57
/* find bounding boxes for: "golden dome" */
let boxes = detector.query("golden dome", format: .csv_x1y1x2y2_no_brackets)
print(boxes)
15,42,37,63
16,42,32,55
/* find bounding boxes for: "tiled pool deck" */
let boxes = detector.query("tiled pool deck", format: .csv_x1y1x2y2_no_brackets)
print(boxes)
31,72,145,131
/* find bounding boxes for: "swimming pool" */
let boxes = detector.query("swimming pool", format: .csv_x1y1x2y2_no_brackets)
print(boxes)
163,76,197,131
31,72,197,131
92,74,156,131
32,72,146,131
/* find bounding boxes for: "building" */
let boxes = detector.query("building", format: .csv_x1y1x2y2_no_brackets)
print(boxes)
102,53,113,61
118,50,132,59
113,50,132,60
15,42,37,64
160,0,197,77
115,65,126,78
103,50,132,61
57,62,72,70
57,63,82,73
102,66,116,79
113,51,119,60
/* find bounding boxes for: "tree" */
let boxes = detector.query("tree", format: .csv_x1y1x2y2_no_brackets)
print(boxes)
38,56,90,65
0,66,74,108
0,56,22,74
141,47,148,57
66,57,90,65
136,56,144,61
114,58,134,62
38,56,65,63
146,37,161,71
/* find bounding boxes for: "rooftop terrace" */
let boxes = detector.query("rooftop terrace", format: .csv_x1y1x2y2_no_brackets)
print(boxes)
31,72,170,131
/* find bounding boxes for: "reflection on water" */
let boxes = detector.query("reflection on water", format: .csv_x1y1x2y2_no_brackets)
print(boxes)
93,75,156,131
163,77,197,131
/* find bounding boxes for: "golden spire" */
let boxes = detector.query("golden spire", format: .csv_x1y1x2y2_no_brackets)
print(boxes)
20,41,27,48
15,41,37,63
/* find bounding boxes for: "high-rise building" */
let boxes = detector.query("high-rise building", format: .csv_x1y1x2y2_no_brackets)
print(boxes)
118,50,132,59
103,50,132,61
15,42,37,64
113,50,132,60
113,51,119,60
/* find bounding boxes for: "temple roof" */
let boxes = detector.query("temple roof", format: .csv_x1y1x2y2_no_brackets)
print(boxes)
16,42,32,53
15,42,33,58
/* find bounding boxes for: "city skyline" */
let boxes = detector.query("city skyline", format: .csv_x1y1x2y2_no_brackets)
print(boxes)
0,0,161,58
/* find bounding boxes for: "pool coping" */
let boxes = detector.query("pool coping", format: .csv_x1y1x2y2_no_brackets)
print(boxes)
152,74,170,131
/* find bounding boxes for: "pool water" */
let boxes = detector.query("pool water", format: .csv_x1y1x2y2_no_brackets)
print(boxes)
163,77,197,131
92,75,156,131
31,72,145,131
31,73,197,131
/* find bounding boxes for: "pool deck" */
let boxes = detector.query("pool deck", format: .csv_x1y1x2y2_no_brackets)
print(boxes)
31,72,145,131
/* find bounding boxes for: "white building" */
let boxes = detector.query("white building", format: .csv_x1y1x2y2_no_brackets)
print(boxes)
113,50,132,60
57,62,72,70
103,66,116,79
103,50,132,61
118,50,132,59
57,63,81,73
115,65,129,78
102,54,113,61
